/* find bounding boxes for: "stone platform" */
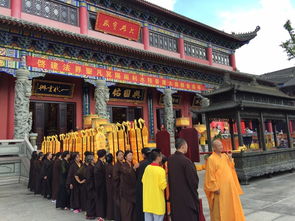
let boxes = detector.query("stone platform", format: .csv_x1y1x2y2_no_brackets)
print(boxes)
1,171,295,220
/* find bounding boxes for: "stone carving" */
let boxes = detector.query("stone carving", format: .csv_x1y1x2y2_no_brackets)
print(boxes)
95,79,110,120
14,69,33,139
163,88,175,150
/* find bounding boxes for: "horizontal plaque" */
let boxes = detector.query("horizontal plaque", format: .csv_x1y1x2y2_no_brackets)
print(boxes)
109,86,145,102
95,11,141,41
32,79,74,98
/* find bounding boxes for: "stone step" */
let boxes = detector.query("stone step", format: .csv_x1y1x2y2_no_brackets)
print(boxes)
0,175,20,186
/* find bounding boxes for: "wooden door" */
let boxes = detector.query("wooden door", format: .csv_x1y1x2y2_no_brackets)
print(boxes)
58,103,67,134
34,102,45,149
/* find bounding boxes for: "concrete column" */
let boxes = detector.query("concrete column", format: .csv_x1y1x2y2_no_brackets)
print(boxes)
178,34,185,59
163,88,175,151
142,23,150,50
29,133,38,150
207,44,213,65
14,69,32,139
11,0,22,18
79,1,88,34
94,79,109,120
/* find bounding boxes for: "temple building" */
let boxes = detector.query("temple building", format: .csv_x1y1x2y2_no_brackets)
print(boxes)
0,0,262,148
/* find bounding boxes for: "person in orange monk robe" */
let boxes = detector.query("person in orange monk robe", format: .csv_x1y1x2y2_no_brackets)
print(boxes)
204,139,245,221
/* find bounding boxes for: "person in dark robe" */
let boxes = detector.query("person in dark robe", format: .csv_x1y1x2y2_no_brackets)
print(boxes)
34,152,44,195
113,150,124,221
168,138,199,221
51,152,62,202
41,152,53,199
120,150,137,221
74,151,93,212
135,148,152,221
85,154,96,219
94,149,107,220
105,153,115,220
56,151,71,210
67,152,82,213
28,151,37,192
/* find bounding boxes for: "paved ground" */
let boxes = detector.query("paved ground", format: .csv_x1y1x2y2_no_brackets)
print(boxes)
1,171,295,220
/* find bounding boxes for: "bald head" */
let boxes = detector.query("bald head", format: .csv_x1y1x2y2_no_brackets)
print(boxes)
212,139,223,153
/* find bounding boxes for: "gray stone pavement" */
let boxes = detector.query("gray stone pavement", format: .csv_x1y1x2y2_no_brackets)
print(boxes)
1,171,295,220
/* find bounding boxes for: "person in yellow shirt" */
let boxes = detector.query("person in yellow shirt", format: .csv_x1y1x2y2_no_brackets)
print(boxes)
204,139,245,221
142,150,167,221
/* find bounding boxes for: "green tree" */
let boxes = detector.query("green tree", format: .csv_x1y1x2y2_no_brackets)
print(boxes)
282,20,295,60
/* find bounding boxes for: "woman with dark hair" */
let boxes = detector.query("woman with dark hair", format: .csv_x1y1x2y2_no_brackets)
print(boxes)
120,150,137,221
41,152,53,199
28,151,37,192
51,152,62,203
56,151,71,210
85,154,96,219
66,152,82,213
34,152,44,195
105,153,115,220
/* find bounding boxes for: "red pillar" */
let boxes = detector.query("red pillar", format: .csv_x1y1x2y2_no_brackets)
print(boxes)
11,0,22,18
267,121,273,132
248,120,253,130
290,121,293,133
7,78,15,139
207,45,213,65
230,52,237,71
79,1,88,35
178,34,185,59
142,23,150,50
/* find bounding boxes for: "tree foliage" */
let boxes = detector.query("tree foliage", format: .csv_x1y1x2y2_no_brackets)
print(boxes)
281,20,295,60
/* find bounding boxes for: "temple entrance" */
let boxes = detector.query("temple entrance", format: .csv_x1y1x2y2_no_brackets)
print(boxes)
108,106,143,123
30,101,76,149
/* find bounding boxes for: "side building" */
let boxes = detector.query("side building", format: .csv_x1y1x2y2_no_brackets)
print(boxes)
0,0,262,147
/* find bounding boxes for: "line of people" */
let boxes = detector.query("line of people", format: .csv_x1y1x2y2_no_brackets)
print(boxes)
28,138,203,221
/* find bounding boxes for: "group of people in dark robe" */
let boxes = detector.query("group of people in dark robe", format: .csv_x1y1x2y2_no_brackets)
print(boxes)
28,138,202,221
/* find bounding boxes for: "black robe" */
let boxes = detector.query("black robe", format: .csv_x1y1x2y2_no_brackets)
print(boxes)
113,161,123,221
28,158,35,192
66,162,81,210
34,160,43,195
106,163,114,220
51,159,61,200
75,163,88,211
168,151,199,221
85,164,96,218
119,162,136,221
41,159,53,198
135,159,151,221
94,160,107,218
56,159,70,209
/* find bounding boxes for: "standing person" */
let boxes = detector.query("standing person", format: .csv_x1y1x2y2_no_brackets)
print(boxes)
74,151,93,212
94,149,107,221
56,151,70,210
136,148,152,221
120,150,137,221
168,138,199,221
51,152,62,203
67,152,82,213
142,151,167,221
34,152,44,195
28,151,37,192
113,150,124,221
105,153,115,220
41,152,53,199
85,154,96,219
204,140,245,221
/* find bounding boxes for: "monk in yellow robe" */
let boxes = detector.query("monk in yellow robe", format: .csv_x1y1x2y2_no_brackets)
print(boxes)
204,140,245,221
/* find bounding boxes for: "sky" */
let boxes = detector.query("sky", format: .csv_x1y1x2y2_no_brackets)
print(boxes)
146,0,295,75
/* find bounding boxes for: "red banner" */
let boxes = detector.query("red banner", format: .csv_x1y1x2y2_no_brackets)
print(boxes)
95,11,141,41
26,56,205,91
